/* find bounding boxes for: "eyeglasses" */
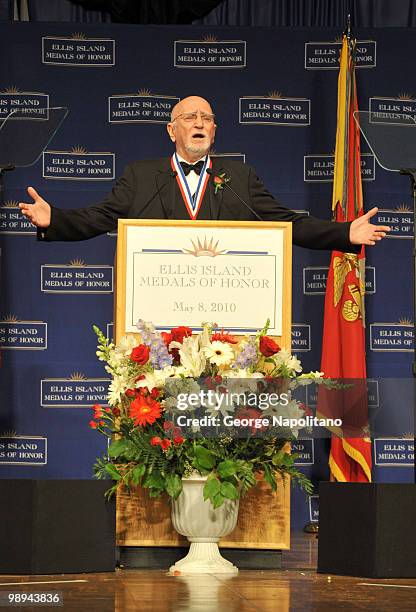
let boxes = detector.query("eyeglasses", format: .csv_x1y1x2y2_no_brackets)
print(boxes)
171,111,216,124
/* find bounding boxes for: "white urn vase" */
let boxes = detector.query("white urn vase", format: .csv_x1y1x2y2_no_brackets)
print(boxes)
169,473,239,574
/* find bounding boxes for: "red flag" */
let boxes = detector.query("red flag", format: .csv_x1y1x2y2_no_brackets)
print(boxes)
320,35,372,482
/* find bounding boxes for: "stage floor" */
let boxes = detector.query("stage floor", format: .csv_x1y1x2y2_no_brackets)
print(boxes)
0,534,415,611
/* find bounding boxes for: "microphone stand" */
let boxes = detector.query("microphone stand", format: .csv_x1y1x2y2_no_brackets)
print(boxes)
206,168,263,221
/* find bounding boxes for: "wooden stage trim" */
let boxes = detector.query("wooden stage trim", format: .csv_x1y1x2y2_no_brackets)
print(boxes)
116,474,290,550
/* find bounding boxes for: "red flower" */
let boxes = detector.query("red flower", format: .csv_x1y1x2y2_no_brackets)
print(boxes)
161,331,172,346
160,438,171,450
130,344,150,364
170,326,192,343
129,395,161,426
150,436,162,446
125,388,137,398
259,376,284,393
259,336,281,357
300,403,313,417
93,404,103,418
163,420,174,432
150,387,160,399
236,407,267,433
112,407,121,417
236,407,262,420
173,436,185,446
211,331,237,344
89,420,98,429
172,427,182,438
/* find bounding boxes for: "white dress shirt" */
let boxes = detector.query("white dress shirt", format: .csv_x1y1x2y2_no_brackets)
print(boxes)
176,154,209,196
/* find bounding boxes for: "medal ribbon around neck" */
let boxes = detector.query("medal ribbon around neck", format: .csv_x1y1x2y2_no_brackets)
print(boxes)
171,153,211,220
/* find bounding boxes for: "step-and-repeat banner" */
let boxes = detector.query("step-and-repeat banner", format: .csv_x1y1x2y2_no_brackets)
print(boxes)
0,23,413,528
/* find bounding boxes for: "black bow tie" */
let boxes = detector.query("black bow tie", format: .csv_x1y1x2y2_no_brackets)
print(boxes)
180,160,204,176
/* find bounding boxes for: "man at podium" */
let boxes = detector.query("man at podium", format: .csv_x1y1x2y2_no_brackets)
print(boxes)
19,95,389,250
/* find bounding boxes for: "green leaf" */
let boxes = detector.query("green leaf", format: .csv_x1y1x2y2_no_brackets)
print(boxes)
104,462,121,481
271,449,286,467
108,439,129,459
203,476,221,501
165,474,182,499
212,492,224,508
220,481,239,500
131,464,146,486
263,463,277,491
143,471,165,491
282,452,295,467
148,489,163,498
193,445,216,470
217,460,237,478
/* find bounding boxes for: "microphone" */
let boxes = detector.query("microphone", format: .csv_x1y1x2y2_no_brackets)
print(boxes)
136,169,177,218
206,168,263,222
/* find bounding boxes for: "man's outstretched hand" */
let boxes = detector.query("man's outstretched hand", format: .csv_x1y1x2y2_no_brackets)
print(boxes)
349,207,390,246
19,187,51,228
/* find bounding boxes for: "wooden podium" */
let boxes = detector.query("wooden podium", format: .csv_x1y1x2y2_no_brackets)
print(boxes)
115,220,292,552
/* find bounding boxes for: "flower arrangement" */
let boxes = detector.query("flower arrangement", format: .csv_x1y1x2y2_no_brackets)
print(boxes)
91,320,322,507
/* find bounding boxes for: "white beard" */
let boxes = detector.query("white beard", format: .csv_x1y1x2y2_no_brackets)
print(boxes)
185,143,210,157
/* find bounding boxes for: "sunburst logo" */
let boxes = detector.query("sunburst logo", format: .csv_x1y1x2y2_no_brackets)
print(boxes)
3,200,19,208
1,86,20,94
69,258,85,267
184,237,226,258
137,88,152,96
402,432,414,439
398,92,414,100
396,204,412,212
69,372,87,381
334,36,343,43
203,35,218,42
1,314,18,322
398,317,413,326
267,90,283,99
71,146,87,154
71,32,86,40
1,430,17,438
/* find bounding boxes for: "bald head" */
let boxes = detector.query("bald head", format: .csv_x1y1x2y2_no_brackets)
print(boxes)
167,96,217,162
170,96,214,122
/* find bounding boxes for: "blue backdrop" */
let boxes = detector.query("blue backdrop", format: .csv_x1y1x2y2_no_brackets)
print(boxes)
0,22,414,529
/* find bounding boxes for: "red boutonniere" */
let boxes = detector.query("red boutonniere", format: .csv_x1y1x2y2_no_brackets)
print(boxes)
213,172,230,194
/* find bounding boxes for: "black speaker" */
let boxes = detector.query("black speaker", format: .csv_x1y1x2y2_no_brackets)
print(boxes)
318,483,416,578
0,480,116,574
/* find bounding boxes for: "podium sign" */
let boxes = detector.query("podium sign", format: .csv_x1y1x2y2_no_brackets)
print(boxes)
116,219,292,347
115,219,293,551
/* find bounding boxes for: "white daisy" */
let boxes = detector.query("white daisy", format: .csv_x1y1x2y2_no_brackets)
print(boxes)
204,341,234,367
108,376,129,406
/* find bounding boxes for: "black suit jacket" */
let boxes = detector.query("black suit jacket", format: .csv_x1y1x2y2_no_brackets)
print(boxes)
40,157,356,251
